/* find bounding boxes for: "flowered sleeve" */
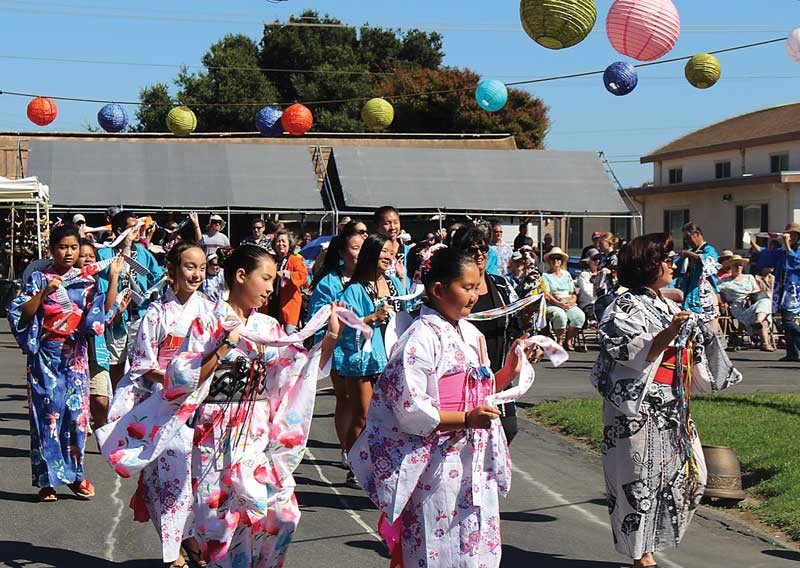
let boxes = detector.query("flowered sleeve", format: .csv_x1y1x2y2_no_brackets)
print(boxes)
7,271,46,355
77,281,108,338
598,295,659,373
163,312,223,394
380,327,441,438
127,303,164,389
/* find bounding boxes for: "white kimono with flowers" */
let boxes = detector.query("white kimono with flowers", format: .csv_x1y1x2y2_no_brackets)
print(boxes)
100,289,213,563
98,301,321,568
350,306,511,567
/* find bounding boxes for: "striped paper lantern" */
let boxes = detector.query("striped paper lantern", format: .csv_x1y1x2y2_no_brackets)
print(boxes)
281,103,313,136
256,106,283,136
166,106,197,136
27,97,58,126
97,103,129,132
603,62,638,96
606,0,681,62
685,53,721,89
475,79,508,112
787,28,800,62
520,0,597,50
362,98,395,130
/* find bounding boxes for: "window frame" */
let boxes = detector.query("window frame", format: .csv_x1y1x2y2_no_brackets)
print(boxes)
668,167,683,184
735,203,768,249
714,160,731,179
770,153,789,174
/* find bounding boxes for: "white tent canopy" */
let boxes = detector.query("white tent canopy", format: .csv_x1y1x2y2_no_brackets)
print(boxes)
0,176,50,204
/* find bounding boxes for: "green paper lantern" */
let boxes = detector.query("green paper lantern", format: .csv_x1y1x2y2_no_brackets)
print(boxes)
166,106,197,136
361,98,394,130
520,0,597,50
685,53,721,89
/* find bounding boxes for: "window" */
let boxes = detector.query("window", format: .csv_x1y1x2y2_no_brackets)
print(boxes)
664,209,690,245
735,204,768,249
770,153,789,173
610,218,632,242
668,168,683,184
567,217,583,254
715,161,731,179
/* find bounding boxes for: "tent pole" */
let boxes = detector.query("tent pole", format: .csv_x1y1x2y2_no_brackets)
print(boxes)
36,201,42,259
9,206,14,280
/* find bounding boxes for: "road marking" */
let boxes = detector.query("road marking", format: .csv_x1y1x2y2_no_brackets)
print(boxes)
104,475,123,562
304,448,381,542
512,465,684,568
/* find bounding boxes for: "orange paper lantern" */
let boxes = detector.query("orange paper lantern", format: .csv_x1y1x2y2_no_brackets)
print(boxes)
27,97,58,126
281,104,313,136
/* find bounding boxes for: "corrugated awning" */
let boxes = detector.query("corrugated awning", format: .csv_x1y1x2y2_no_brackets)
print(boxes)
27,139,327,211
329,146,630,214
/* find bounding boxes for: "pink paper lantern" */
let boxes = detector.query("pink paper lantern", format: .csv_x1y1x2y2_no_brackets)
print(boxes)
606,0,681,62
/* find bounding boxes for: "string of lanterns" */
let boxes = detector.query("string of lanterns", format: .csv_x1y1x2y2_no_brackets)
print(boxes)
16,0,800,133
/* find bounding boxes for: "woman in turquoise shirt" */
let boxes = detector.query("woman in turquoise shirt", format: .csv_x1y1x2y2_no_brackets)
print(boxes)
308,222,363,463
339,233,406,486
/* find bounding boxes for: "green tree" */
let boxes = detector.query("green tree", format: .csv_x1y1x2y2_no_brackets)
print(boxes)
134,82,172,132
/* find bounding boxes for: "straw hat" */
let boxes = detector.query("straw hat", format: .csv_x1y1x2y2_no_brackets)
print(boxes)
721,254,750,269
544,246,569,263
717,249,735,264
786,222,800,235
208,214,226,230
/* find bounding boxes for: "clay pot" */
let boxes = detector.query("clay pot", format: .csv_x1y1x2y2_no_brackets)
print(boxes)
702,445,746,501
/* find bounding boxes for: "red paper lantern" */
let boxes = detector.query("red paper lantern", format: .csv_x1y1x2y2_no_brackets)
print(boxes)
280,104,313,136
27,97,58,126
606,0,681,62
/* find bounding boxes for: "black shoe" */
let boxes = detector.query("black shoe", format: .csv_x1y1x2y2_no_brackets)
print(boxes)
778,356,800,362
344,470,360,489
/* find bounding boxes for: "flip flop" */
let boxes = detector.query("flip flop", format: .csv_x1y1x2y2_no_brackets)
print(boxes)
38,487,57,502
67,479,95,499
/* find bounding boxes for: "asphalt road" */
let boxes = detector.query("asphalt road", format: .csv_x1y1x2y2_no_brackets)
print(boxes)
0,325,798,568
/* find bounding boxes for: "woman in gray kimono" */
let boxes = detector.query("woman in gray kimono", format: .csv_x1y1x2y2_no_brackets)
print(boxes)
591,233,741,568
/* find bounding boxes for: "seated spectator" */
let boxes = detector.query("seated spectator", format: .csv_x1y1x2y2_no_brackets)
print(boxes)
577,247,599,324
717,249,734,279
542,247,586,350
718,254,775,351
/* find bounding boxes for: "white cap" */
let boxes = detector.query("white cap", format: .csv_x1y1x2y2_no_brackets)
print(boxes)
72,214,86,224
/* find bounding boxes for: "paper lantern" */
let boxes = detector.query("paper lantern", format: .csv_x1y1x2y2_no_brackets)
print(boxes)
97,103,129,132
281,103,313,136
520,0,597,50
361,98,395,130
27,97,58,126
685,53,721,89
256,106,283,136
166,106,197,136
475,79,508,112
787,28,800,62
606,0,681,62
603,62,638,96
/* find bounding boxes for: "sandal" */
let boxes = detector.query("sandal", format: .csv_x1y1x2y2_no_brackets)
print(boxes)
182,540,208,568
67,479,95,500
38,487,57,502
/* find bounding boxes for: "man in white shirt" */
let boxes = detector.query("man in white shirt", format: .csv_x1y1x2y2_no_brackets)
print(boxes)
200,213,230,255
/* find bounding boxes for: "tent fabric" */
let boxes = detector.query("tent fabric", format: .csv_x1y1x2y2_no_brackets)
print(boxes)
330,147,630,214
0,176,50,203
27,140,326,211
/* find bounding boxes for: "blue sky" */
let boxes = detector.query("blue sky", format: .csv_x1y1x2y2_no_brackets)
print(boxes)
1,0,798,188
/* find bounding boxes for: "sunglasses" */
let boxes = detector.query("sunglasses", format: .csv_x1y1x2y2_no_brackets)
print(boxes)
468,244,490,255
357,229,369,236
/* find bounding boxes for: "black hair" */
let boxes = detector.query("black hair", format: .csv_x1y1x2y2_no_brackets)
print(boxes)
79,238,94,248
373,205,399,225
349,233,389,285
250,217,265,229
449,224,489,251
111,210,137,234
221,245,274,290
422,247,477,290
617,233,674,289
682,222,702,235
49,224,81,250
311,222,360,288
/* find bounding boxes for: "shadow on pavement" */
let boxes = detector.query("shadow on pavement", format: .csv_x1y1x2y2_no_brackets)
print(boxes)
306,438,340,449
295,489,375,511
763,549,800,561
501,546,624,567
0,412,29,421
344,539,389,557
0,382,25,389
0,446,28,458
500,511,557,523
0,490,39,503
0,541,158,567
0,426,27,436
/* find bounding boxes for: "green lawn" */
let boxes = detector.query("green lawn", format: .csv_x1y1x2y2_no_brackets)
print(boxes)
528,394,800,541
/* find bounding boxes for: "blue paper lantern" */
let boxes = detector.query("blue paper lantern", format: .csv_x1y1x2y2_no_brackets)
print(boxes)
97,103,129,132
256,106,283,136
475,79,508,112
603,62,638,96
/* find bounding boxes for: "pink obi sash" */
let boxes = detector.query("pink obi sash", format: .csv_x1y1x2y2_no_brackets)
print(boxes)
438,366,494,412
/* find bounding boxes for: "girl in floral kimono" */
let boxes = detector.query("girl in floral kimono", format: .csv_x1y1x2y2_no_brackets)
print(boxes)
99,245,342,568
590,233,741,568
9,224,112,502
350,247,530,567
103,242,213,567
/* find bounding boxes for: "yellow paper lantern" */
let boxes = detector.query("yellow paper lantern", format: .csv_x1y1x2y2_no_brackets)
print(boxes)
684,53,721,89
520,0,597,50
166,106,197,136
361,98,395,130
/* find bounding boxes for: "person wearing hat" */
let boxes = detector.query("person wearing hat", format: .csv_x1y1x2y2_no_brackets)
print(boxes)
718,254,775,351
581,231,603,260
778,223,800,361
200,213,230,256
201,251,226,303
577,247,600,324
716,249,735,279
543,246,586,350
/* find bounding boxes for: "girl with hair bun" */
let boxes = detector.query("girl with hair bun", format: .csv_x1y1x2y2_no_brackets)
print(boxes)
350,246,532,568
100,241,213,567
101,244,342,568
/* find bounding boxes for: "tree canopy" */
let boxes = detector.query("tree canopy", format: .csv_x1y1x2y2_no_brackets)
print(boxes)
135,10,549,148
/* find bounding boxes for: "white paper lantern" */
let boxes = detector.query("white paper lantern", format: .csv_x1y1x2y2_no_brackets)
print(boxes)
787,28,800,62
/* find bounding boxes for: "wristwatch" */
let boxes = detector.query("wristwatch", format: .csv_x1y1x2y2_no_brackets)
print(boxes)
223,338,238,349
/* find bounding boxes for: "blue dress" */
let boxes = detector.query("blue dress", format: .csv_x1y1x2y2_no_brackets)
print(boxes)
679,243,719,314
8,268,109,488
308,270,348,369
